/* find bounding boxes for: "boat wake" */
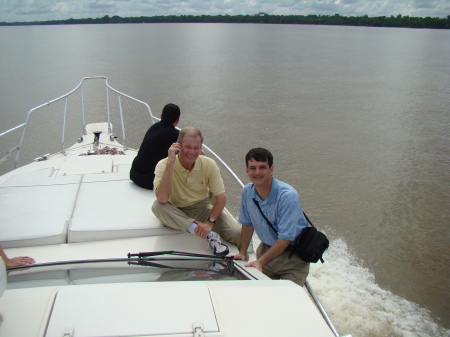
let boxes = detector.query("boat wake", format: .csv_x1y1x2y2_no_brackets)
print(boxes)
308,238,449,337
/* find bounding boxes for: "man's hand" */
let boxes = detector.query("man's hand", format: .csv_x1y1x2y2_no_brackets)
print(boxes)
232,253,247,261
5,256,35,268
245,260,263,272
155,143,180,203
194,221,213,239
168,142,181,161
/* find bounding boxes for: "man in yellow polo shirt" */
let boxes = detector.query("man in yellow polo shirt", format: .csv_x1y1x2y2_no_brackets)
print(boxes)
152,126,241,256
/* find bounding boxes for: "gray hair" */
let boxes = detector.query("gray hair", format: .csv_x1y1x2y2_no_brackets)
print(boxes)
177,126,204,144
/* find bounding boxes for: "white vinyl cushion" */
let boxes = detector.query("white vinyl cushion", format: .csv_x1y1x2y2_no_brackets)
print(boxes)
69,178,176,243
0,160,177,247
0,184,79,248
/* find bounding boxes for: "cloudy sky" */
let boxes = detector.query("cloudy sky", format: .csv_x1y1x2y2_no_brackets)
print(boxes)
0,0,448,22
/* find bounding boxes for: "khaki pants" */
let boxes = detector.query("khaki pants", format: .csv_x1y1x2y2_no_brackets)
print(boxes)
257,242,310,286
152,198,241,248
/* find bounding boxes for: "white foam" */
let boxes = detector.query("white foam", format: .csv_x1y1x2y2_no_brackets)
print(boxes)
308,238,450,337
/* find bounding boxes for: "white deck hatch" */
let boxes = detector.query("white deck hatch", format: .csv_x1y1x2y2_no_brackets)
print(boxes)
45,282,220,337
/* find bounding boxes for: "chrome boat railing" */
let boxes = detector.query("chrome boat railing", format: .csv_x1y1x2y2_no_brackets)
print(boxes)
0,76,244,216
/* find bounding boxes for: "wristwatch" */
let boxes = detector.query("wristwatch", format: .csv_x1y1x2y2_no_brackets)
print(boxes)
208,217,216,224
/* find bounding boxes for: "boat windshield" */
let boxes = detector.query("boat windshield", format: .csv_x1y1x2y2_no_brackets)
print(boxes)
6,251,250,289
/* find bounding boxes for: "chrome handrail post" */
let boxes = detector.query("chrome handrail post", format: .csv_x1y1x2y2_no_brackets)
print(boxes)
106,80,111,134
61,97,68,155
81,81,87,135
0,124,26,167
14,113,33,168
118,95,127,150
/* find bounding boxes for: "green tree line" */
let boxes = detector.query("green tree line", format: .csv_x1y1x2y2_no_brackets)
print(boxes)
1,13,449,29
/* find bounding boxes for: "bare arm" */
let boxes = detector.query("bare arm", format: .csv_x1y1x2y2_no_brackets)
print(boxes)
154,143,180,203
194,192,227,237
245,239,290,272
233,225,254,261
209,192,226,220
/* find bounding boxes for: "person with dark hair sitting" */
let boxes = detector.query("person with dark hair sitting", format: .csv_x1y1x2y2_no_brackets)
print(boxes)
130,103,181,190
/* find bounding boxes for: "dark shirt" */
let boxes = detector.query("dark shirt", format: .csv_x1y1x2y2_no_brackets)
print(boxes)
130,120,179,189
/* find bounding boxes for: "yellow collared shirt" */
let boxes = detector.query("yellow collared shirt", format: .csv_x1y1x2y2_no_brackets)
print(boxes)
154,155,225,207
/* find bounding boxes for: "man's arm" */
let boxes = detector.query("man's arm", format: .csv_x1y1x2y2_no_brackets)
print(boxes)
154,143,180,203
233,225,254,261
245,187,303,270
245,239,290,272
194,192,227,237
209,192,226,221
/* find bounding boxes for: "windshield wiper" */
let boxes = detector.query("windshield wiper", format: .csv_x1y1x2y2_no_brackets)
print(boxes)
127,251,235,276
6,251,235,276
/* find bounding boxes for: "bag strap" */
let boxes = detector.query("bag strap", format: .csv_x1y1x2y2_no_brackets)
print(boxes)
252,198,278,234
253,197,325,262
253,197,315,229
251,184,315,231
302,211,315,228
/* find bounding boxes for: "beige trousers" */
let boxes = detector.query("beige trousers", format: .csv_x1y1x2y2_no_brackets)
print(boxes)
257,242,310,286
152,198,241,248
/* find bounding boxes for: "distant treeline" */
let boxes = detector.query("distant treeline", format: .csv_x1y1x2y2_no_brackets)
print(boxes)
1,13,449,29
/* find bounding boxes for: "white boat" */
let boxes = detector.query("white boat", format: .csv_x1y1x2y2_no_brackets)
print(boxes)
0,77,348,337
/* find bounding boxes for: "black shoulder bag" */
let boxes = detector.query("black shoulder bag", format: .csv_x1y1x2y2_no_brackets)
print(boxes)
252,198,329,263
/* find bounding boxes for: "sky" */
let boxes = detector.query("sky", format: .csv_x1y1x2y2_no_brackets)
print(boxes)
0,0,448,22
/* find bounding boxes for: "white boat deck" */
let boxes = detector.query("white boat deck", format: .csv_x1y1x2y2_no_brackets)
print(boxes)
0,79,341,337
0,153,336,335
0,154,179,249
0,279,335,337
0,152,337,337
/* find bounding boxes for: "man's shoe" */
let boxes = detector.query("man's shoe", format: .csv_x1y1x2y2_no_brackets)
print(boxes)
206,232,230,256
